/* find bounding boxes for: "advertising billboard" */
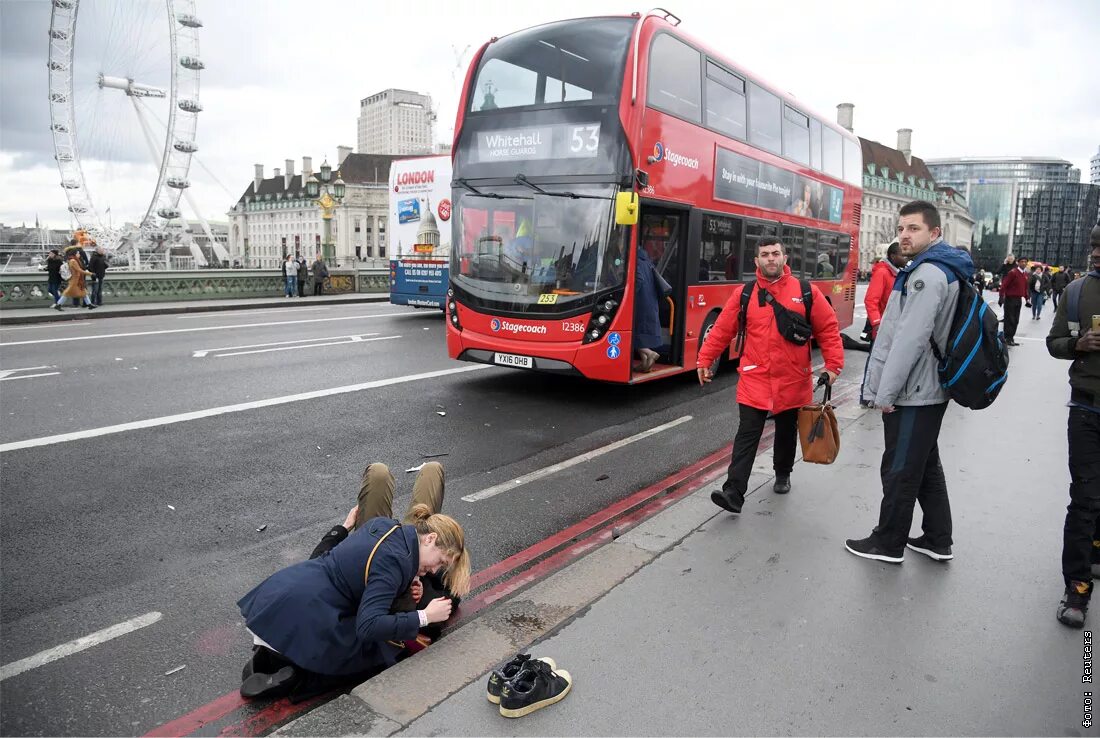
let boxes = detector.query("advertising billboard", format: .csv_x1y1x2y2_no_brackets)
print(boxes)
388,156,452,308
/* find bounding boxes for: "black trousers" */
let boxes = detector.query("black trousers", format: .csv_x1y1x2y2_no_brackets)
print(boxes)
874,403,952,550
297,279,307,297
1063,407,1100,587
1052,289,1064,310
1002,296,1022,341
314,281,323,296
723,404,799,494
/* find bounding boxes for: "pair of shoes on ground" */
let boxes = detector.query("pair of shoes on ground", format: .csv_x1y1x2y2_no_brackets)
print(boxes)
710,476,791,515
843,534,953,564
486,653,572,718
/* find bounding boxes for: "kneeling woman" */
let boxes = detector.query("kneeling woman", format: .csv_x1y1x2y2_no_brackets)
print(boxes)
237,496,470,699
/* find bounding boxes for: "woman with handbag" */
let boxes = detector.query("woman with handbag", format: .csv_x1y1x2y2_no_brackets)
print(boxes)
237,462,470,700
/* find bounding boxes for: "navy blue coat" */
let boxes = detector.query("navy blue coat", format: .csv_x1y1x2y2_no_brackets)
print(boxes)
237,517,421,676
634,248,669,351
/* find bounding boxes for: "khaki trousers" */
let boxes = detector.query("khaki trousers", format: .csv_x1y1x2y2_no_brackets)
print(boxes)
355,461,444,528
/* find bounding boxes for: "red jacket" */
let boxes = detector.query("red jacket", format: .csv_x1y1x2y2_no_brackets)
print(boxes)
697,266,844,412
864,260,897,337
999,267,1029,298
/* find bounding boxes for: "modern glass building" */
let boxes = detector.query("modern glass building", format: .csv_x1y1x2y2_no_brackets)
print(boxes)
926,157,1099,270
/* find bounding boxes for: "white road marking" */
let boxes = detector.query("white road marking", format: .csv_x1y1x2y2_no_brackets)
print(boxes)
0,365,490,453
461,415,694,502
191,333,381,357
0,313,411,347
0,612,162,682
0,372,61,382
0,366,55,379
216,335,401,358
175,307,331,319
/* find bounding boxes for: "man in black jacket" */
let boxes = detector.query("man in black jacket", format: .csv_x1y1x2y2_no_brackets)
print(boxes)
87,245,109,306
1047,225,1100,628
45,249,64,305
1051,266,1071,309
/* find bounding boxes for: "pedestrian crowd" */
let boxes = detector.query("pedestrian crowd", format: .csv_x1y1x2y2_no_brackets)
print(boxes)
282,252,329,298
48,238,107,311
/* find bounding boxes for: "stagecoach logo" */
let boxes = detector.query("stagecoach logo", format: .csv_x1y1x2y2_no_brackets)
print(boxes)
490,318,548,335
650,141,699,170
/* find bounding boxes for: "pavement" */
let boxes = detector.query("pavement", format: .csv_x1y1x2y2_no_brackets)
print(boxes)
0,292,390,325
276,300,1093,737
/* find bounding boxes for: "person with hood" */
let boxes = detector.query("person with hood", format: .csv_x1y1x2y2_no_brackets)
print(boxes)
311,254,329,296
55,244,96,311
1047,225,1100,628
88,245,109,306
296,255,309,298
849,200,973,563
237,461,470,700
999,257,1030,345
864,241,907,341
633,244,670,372
1051,265,1071,310
698,236,843,512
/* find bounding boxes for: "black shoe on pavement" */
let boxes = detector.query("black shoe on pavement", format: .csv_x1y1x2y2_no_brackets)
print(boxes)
1057,581,1091,628
52,303,62,311
240,665,299,699
773,476,791,495
906,535,953,561
87,304,97,310
844,536,903,564
487,654,557,704
498,660,572,718
711,485,744,514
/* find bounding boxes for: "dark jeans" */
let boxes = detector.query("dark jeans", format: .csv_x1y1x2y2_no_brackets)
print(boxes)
1063,407,1100,587
313,281,323,296
1030,290,1045,319
874,403,952,550
1052,289,1063,310
1002,296,1022,341
298,278,307,297
723,404,799,494
47,278,62,303
90,278,104,305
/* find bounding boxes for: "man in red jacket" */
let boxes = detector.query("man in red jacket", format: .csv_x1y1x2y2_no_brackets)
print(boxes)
698,237,845,514
864,241,907,340
999,257,1030,346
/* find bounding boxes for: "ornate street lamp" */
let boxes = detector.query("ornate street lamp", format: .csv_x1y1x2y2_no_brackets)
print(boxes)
308,158,344,262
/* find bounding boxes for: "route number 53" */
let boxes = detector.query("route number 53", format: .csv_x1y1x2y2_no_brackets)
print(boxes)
570,124,601,155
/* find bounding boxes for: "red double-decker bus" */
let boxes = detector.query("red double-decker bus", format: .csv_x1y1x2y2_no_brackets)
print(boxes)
446,10,862,383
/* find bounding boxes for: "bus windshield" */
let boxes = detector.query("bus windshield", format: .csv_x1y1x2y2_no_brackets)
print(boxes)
468,17,635,113
451,184,628,313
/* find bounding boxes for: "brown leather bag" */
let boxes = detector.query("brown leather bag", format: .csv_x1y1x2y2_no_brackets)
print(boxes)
798,382,840,464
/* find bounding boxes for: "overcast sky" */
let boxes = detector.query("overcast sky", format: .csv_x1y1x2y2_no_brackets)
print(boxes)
1,0,1097,228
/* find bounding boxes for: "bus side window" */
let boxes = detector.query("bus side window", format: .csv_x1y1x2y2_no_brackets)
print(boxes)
700,214,742,282
781,224,805,277
836,234,852,280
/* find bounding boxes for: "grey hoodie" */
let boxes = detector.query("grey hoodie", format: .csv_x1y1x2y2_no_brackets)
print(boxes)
862,240,971,407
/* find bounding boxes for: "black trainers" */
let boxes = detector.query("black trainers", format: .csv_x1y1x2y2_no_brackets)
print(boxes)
906,535,953,561
498,659,572,718
1057,581,1091,628
711,485,744,514
773,476,791,495
486,654,556,704
844,536,903,564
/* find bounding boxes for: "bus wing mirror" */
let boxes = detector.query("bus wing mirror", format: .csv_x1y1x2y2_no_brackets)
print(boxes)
615,191,639,226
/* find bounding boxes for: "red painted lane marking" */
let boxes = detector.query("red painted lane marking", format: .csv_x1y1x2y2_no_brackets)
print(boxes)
145,388,859,736
216,695,328,737
142,692,248,737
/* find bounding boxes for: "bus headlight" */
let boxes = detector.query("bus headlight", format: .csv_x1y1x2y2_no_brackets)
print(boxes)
582,290,623,344
448,296,462,331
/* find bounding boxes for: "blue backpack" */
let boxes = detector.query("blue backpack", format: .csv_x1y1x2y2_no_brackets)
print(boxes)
919,259,1010,410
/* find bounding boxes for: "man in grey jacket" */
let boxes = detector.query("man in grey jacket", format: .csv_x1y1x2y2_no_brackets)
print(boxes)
847,200,973,564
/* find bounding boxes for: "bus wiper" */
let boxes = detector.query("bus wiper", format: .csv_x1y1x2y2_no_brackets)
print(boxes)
513,173,610,201
454,178,528,200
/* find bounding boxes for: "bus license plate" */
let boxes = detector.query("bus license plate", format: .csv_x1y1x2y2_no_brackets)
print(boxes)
494,352,533,369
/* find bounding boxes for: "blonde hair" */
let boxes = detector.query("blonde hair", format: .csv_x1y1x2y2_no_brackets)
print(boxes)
407,503,471,596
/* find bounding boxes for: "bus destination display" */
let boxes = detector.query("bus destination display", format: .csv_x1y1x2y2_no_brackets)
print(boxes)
475,123,601,163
